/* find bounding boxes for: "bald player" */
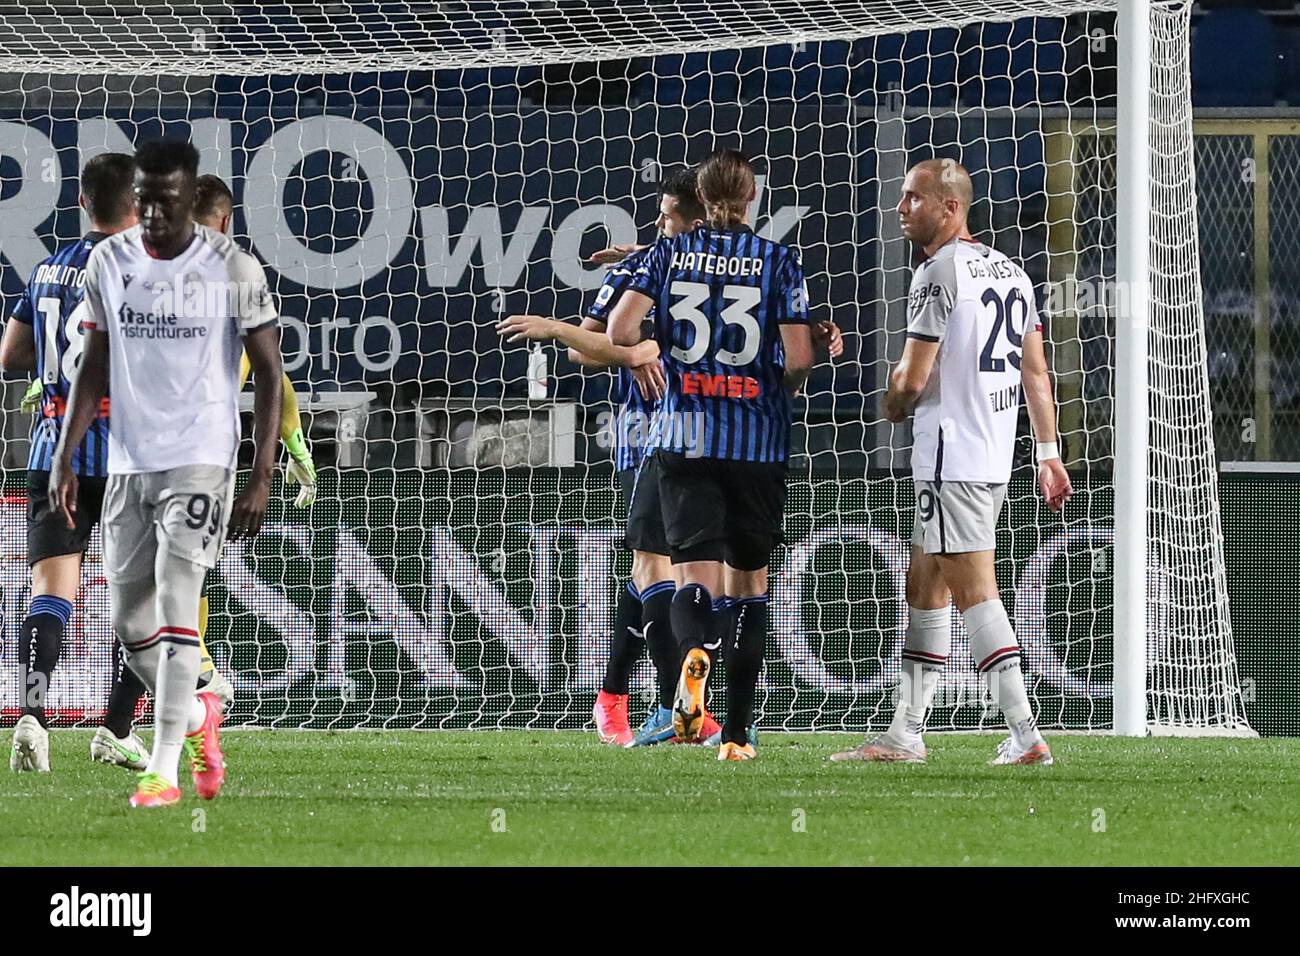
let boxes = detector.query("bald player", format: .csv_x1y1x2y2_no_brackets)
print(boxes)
832,158,1072,766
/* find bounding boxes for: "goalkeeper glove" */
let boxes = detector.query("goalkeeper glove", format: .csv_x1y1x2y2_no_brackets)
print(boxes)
19,380,43,414
283,427,317,509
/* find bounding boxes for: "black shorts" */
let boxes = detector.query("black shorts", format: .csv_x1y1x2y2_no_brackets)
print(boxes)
27,470,107,566
618,459,669,556
656,451,787,571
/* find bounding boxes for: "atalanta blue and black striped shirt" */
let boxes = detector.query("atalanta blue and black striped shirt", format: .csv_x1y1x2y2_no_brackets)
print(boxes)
627,225,810,463
9,232,111,477
586,247,657,472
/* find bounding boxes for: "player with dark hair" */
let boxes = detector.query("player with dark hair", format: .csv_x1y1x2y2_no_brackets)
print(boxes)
192,173,234,228
93,172,319,760
52,138,283,806
2,153,139,771
607,148,838,760
497,168,713,746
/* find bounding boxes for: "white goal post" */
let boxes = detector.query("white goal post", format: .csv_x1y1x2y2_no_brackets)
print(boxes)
0,0,1253,736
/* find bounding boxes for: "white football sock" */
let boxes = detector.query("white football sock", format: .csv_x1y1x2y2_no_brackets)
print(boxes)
963,598,1042,749
147,637,202,786
889,605,951,739
990,663,1043,750
186,695,206,734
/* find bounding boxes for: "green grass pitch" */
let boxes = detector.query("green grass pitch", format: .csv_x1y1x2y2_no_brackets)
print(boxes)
3,730,1297,866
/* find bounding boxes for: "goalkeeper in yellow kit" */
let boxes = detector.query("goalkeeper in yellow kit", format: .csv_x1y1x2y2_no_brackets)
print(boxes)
82,174,317,768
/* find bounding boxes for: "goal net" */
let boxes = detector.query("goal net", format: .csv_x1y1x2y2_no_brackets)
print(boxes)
0,0,1253,735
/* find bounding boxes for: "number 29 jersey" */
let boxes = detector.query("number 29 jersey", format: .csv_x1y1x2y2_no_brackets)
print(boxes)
9,232,112,477
906,236,1044,484
628,225,810,463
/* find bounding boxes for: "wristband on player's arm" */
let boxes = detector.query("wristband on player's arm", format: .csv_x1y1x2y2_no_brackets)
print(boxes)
1035,441,1060,463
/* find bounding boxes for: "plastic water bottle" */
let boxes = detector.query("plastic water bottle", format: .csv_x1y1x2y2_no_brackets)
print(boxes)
527,343,548,400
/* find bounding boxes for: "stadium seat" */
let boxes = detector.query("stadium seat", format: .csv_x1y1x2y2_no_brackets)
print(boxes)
1192,8,1278,107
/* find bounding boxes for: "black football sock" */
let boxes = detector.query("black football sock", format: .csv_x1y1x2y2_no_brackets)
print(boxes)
710,595,734,716
103,638,147,738
601,583,644,696
638,580,677,709
723,595,768,744
19,595,73,728
671,583,715,662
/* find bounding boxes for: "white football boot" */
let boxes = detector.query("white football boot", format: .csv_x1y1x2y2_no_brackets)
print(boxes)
990,736,1054,766
90,726,149,770
830,731,928,764
11,715,50,772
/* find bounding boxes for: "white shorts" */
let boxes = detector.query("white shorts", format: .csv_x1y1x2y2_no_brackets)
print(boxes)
911,479,1007,555
103,465,236,579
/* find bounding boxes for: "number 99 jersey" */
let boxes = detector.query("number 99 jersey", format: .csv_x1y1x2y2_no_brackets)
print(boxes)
906,236,1044,484
9,231,112,477
628,225,810,463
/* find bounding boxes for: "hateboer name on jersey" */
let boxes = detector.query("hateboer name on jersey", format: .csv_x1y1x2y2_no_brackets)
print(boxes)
669,251,764,278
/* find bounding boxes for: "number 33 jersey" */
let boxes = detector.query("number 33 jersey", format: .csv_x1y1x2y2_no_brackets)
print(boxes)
628,225,810,463
9,232,112,477
906,236,1044,484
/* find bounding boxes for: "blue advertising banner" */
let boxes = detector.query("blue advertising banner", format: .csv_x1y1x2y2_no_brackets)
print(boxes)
0,103,864,401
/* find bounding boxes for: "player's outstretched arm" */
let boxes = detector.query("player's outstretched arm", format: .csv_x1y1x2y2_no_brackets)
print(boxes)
606,290,654,348
587,243,644,266
228,323,283,540
49,329,109,529
0,317,36,373
497,314,659,370
883,338,939,422
1021,328,1073,512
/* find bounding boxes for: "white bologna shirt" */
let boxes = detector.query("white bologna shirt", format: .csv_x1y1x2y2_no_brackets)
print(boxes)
906,236,1044,484
80,223,278,475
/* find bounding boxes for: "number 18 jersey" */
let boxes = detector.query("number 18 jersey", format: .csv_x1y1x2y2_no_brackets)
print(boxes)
9,232,112,477
906,236,1043,484
628,225,809,463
